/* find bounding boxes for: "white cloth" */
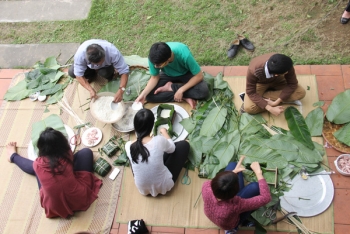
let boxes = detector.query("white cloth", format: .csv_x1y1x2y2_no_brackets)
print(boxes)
125,136,175,197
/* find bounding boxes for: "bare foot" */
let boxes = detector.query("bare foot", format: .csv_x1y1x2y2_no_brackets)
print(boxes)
183,98,197,109
342,10,350,18
7,142,17,163
154,82,173,94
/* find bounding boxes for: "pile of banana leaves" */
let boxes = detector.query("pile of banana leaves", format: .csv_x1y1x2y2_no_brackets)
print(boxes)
4,56,72,105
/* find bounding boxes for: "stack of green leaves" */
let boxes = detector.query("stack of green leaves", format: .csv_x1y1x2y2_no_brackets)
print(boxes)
4,56,71,105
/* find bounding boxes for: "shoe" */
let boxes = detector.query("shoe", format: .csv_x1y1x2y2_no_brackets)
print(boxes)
340,17,350,24
227,39,240,59
241,220,255,227
237,34,255,51
128,219,149,234
225,228,238,234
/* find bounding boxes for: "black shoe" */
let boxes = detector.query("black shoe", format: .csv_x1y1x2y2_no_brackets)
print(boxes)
237,34,255,51
340,17,350,24
227,39,240,59
128,219,149,234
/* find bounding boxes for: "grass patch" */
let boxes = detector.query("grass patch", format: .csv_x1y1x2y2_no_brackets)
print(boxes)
0,0,349,65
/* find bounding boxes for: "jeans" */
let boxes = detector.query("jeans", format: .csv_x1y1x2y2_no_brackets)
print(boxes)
225,162,260,226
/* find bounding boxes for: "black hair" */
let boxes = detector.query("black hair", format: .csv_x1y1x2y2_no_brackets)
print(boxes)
37,127,72,175
130,109,155,164
86,44,105,63
267,54,293,75
211,171,240,200
148,42,172,65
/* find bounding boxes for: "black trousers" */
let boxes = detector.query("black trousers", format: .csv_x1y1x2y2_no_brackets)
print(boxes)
146,72,209,103
68,65,115,81
163,140,190,182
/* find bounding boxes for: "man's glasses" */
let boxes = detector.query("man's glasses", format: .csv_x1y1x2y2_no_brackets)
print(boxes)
154,60,169,68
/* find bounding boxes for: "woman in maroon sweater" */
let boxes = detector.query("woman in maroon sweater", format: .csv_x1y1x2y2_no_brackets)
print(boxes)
7,127,102,218
202,156,271,234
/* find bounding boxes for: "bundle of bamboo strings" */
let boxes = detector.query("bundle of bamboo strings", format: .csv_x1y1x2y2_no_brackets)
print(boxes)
281,208,315,234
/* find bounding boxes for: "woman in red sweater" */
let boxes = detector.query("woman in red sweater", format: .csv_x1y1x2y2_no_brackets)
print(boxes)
202,156,271,234
7,127,102,218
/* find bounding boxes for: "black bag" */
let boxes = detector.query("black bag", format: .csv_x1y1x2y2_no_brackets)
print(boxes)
128,219,149,234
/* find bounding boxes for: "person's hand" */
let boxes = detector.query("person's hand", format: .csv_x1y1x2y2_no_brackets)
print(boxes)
174,89,184,102
250,162,262,174
251,161,264,180
159,128,171,139
264,98,277,107
135,94,146,104
233,155,246,173
266,105,284,116
89,89,98,101
113,89,123,103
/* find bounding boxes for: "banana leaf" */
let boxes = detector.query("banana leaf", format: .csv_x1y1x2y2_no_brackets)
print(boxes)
285,106,314,150
4,80,32,101
46,89,64,105
213,72,229,90
99,69,150,101
31,114,67,155
200,106,227,137
40,83,64,96
25,69,42,82
305,107,324,136
313,101,324,107
124,55,149,68
334,123,350,146
326,89,350,124
43,56,61,70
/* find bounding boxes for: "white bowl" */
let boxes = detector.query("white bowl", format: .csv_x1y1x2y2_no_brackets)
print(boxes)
334,154,350,176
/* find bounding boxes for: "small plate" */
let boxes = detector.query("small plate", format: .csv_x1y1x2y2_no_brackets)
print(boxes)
81,127,103,147
151,104,189,142
280,170,334,217
28,125,76,161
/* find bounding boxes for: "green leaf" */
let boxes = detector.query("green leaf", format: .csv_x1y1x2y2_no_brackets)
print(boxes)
285,106,314,150
200,106,227,137
305,107,324,136
99,69,150,101
43,56,60,70
326,89,350,124
334,123,350,146
180,117,196,133
26,75,43,89
188,141,203,167
40,84,63,96
312,101,324,107
25,69,42,82
124,55,149,68
32,82,56,93
213,72,228,90
4,80,32,101
46,89,64,104
31,114,67,155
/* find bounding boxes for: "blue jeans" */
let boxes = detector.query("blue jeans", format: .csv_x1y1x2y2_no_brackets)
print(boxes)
225,162,260,226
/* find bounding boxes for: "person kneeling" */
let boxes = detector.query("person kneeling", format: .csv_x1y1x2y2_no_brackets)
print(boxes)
202,156,271,234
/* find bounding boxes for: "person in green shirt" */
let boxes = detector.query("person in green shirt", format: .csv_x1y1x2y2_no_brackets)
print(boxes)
135,42,209,108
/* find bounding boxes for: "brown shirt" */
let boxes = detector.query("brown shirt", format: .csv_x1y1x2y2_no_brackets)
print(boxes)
246,53,298,109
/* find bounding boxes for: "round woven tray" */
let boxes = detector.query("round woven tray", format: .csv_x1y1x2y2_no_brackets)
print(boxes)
322,116,350,154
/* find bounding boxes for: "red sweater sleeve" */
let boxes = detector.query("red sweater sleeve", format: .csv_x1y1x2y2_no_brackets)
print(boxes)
236,179,271,213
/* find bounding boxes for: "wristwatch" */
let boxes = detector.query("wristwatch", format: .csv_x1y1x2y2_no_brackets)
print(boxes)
119,87,125,92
